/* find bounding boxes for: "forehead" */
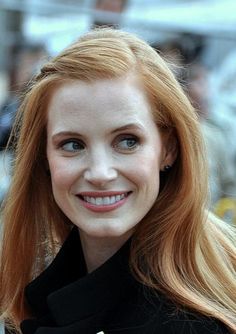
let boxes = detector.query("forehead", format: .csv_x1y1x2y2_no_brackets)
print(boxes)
46,75,155,133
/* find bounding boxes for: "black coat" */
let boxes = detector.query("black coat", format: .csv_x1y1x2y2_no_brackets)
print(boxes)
20,228,230,334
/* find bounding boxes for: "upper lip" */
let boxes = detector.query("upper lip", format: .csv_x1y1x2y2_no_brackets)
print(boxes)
77,191,131,197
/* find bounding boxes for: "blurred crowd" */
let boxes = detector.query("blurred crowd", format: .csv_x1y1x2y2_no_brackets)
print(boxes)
0,19,236,223
154,35,236,223
0,42,47,203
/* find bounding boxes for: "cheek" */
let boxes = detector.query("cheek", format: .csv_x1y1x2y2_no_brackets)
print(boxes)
126,151,161,188
48,157,78,190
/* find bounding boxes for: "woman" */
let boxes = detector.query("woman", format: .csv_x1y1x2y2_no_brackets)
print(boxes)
0,28,235,334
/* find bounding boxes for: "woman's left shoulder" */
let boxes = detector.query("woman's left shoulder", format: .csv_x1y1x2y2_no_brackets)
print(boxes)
133,290,232,334
165,313,230,334
151,301,231,334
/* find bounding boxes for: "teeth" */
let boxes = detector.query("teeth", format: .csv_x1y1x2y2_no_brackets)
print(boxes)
116,195,121,201
82,193,128,206
110,196,116,204
103,197,110,205
91,197,96,205
95,197,103,205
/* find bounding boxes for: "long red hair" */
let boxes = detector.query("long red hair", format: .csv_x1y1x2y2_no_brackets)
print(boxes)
1,28,236,332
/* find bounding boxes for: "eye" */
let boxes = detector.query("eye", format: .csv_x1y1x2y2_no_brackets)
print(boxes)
60,139,85,152
114,135,140,151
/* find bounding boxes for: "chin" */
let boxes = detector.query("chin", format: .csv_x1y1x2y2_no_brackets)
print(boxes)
81,223,135,240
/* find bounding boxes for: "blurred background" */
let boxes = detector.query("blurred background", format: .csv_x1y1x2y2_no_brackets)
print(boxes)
0,0,236,223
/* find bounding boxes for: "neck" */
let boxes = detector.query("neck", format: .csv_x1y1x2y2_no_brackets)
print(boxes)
79,230,133,273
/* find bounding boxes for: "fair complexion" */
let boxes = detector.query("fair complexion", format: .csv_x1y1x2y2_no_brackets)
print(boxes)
46,75,174,272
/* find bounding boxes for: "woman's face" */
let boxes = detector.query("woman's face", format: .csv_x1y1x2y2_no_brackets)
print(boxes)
46,75,171,241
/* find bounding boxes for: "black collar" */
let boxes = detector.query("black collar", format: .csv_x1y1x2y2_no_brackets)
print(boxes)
23,227,136,327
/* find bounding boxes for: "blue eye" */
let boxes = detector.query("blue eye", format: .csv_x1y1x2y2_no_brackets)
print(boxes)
115,136,139,151
61,140,85,152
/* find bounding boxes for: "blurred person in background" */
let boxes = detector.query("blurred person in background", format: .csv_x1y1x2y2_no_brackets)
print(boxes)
186,62,236,208
0,43,47,203
0,43,47,150
210,49,236,171
92,0,127,28
153,33,205,86
0,28,235,334
155,37,236,219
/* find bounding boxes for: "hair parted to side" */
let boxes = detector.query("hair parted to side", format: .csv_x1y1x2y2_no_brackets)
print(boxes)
0,28,236,333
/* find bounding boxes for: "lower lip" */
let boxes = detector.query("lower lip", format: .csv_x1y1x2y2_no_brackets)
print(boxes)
78,195,129,213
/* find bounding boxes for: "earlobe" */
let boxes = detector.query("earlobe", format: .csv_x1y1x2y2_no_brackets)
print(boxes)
160,132,178,171
163,164,172,172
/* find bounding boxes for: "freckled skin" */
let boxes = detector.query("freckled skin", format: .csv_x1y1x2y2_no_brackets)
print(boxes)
46,75,171,253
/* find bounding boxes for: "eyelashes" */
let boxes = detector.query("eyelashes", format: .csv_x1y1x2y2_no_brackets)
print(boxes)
57,134,140,154
113,135,140,151
60,139,85,152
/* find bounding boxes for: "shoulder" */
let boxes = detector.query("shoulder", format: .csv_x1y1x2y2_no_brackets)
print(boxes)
141,292,231,334
158,309,230,334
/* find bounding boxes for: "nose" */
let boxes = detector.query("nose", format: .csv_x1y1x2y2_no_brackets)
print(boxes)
84,150,118,187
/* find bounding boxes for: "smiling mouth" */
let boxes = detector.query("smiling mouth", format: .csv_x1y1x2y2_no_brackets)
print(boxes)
78,192,131,207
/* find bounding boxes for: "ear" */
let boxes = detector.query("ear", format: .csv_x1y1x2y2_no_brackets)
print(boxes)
160,131,178,171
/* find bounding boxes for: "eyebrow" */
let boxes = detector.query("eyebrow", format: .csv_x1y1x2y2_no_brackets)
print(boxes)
51,123,144,141
111,123,144,134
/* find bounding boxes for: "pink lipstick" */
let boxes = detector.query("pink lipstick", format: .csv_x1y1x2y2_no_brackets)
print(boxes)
77,191,131,212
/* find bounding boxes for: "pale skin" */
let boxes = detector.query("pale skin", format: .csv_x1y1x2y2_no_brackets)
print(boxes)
46,74,176,273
